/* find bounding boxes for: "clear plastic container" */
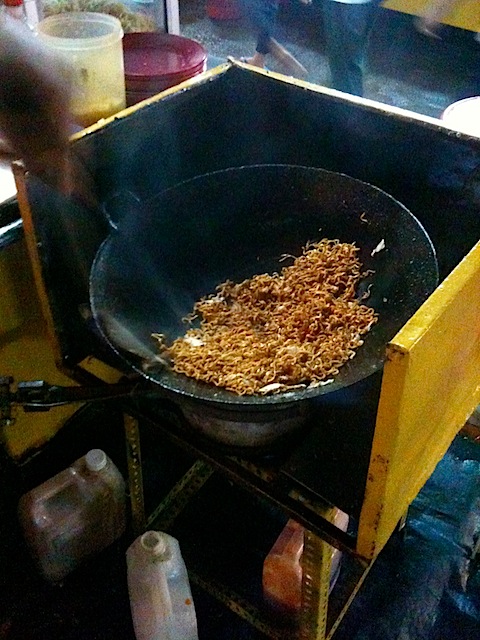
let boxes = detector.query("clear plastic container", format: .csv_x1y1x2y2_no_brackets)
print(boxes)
126,530,199,640
36,12,126,128
262,510,349,617
18,449,126,582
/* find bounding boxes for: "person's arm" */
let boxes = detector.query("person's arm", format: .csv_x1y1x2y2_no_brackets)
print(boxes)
0,16,72,187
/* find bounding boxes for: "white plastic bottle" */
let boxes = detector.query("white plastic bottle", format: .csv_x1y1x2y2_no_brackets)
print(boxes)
126,530,199,640
18,449,126,582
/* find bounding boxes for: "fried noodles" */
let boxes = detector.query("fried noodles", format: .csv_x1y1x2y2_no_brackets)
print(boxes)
153,240,378,395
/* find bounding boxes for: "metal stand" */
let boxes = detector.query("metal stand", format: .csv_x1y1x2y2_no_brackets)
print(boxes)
122,407,374,640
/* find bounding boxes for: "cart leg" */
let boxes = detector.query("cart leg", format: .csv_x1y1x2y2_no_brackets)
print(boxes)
124,412,146,537
300,525,334,640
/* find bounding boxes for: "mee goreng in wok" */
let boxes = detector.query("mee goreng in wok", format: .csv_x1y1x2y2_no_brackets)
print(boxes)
91,165,438,408
154,239,379,395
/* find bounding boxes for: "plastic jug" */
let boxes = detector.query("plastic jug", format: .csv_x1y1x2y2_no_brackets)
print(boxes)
126,530,199,640
262,510,349,616
18,449,126,582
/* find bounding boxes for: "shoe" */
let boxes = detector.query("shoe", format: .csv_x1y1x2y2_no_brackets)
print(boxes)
238,56,267,70
268,38,308,78
239,56,255,65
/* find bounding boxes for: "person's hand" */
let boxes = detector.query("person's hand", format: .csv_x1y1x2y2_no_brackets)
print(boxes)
0,17,73,192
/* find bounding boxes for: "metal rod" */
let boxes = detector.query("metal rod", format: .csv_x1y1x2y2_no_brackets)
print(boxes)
188,570,286,640
124,413,146,537
300,527,333,640
147,460,214,530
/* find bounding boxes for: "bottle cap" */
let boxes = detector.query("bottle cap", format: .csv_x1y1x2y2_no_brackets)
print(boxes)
140,531,168,557
85,449,107,472
3,0,24,6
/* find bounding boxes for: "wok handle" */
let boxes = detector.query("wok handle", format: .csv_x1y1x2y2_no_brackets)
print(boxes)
12,379,141,410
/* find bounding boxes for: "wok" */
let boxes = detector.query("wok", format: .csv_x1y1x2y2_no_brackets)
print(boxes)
90,165,438,446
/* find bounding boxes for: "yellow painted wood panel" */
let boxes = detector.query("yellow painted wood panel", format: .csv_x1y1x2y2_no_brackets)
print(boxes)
382,0,480,32
0,239,77,458
358,239,480,560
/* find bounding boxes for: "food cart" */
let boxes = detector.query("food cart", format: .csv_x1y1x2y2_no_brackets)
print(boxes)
4,61,480,638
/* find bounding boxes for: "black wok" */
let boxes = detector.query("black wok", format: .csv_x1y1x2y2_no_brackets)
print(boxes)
90,165,438,445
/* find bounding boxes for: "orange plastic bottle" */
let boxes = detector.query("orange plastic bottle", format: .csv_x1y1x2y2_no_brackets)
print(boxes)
262,510,349,616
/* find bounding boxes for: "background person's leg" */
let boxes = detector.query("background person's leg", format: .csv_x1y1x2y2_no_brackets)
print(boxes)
322,1,376,96
238,0,307,76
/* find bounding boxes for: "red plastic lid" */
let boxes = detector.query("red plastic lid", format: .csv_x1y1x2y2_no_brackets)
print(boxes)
125,60,206,91
123,32,207,82
3,0,23,6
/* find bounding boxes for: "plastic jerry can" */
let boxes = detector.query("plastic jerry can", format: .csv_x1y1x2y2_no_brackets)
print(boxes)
18,449,126,582
262,510,349,616
126,530,199,640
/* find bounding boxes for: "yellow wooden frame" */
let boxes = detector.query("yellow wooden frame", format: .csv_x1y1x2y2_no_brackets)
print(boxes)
382,0,480,33
358,239,480,559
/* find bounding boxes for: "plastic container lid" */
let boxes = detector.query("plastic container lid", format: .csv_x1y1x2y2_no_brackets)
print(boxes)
123,32,207,85
85,449,108,472
37,12,123,50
